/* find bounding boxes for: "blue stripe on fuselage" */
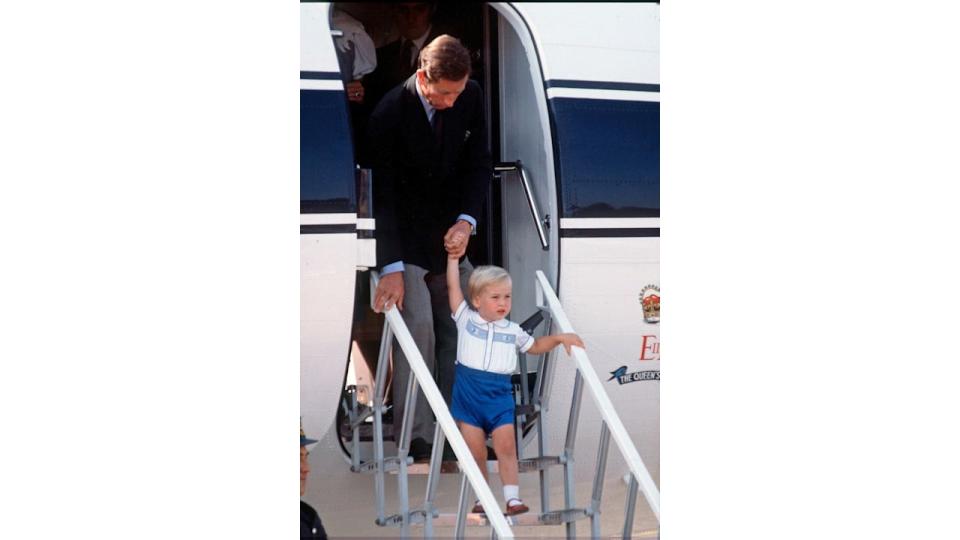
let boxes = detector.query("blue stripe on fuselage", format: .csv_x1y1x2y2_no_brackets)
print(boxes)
300,71,342,80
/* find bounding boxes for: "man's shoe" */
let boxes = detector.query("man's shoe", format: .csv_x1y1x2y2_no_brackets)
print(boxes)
504,499,529,516
409,437,432,463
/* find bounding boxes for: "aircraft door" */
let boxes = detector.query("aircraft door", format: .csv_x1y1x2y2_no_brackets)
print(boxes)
494,11,560,334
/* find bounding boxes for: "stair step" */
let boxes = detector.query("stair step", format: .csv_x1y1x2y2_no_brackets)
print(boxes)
387,455,564,475
376,509,431,527
517,455,563,473
352,456,412,473
411,508,590,527
389,460,461,474
339,422,396,442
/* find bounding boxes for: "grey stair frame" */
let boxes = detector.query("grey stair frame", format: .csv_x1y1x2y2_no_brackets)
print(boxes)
342,269,660,538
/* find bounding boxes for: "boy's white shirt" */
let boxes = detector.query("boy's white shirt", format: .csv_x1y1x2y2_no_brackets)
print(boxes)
452,300,534,374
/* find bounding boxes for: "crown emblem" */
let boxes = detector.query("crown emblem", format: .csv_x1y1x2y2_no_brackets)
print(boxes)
640,284,660,324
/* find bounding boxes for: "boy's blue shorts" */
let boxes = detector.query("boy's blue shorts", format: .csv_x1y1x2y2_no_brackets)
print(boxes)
451,363,515,434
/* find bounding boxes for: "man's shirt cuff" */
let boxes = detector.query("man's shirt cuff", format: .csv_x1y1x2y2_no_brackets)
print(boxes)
382,261,405,275
457,214,477,234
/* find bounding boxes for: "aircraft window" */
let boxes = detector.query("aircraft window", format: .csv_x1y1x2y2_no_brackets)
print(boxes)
301,89,356,213
551,98,660,218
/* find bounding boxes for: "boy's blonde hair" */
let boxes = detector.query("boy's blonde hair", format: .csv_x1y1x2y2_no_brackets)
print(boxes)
467,265,512,305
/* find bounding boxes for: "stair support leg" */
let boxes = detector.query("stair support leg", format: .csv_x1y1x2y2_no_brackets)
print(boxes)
516,352,530,458
534,355,549,513
622,474,639,539
455,474,471,539
397,376,418,537
564,371,584,539
423,422,446,538
373,324,393,524
350,387,361,471
590,422,611,538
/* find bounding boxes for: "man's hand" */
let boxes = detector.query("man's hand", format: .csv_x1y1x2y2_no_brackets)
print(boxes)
444,220,472,259
374,272,404,312
346,80,365,103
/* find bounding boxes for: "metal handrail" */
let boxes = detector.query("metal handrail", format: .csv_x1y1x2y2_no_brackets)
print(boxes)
370,271,515,538
495,161,549,250
534,271,661,521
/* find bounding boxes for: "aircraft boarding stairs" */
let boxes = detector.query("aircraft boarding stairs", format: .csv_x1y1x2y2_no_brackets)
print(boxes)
341,271,660,538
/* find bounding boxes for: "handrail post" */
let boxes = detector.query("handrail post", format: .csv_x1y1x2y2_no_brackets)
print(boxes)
563,371,584,539
455,474,471,538
532,278,550,513
529,319,551,514
423,422,446,538
516,351,530,458
371,316,393,524
622,474,639,539
398,451,410,537
590,422,612,538
397,376,418,536
350,387,360,471
397,375,418,456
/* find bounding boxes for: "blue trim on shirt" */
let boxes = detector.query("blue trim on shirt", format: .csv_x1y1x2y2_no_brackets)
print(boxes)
466,320,488,340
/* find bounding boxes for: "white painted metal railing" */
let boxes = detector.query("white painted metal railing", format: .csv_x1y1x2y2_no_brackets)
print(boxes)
534,271,661,521
372,272,515,538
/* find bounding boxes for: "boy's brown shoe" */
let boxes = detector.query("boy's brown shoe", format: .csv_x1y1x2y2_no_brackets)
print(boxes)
504,499,529,516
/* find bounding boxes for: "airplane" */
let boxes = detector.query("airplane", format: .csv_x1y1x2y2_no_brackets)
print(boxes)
301,2,659,537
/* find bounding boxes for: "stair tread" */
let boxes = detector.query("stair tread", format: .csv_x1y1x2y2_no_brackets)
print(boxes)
402,508,590,527
385,456,563,475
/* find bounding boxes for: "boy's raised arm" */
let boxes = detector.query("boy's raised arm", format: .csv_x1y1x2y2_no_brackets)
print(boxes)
446,254,465,315
526,333,585,356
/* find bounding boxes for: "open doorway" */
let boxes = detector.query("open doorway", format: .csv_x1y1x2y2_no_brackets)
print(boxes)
329,2,560,455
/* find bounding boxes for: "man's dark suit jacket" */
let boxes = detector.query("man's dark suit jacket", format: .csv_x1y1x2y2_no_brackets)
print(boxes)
367,74,491,275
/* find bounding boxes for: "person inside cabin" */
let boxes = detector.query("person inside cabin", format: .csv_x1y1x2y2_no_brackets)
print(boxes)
330,6,376,160
363,2,446,115
367,35,490,463
444,235,585,516
300,423,328,539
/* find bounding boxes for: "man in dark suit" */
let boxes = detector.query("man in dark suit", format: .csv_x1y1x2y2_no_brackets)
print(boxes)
367,35,491,461
364,2,443,116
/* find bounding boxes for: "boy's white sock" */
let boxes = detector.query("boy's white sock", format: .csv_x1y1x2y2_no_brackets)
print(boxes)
503,484,520,504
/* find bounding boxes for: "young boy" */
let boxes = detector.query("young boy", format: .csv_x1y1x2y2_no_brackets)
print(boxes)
445,244,584,516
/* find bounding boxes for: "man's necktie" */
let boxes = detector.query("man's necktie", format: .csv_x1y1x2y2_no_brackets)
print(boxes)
431,111,443,144
400,40,415,74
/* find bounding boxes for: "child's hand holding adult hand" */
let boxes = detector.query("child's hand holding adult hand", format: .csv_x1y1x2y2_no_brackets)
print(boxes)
445,231,468,259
